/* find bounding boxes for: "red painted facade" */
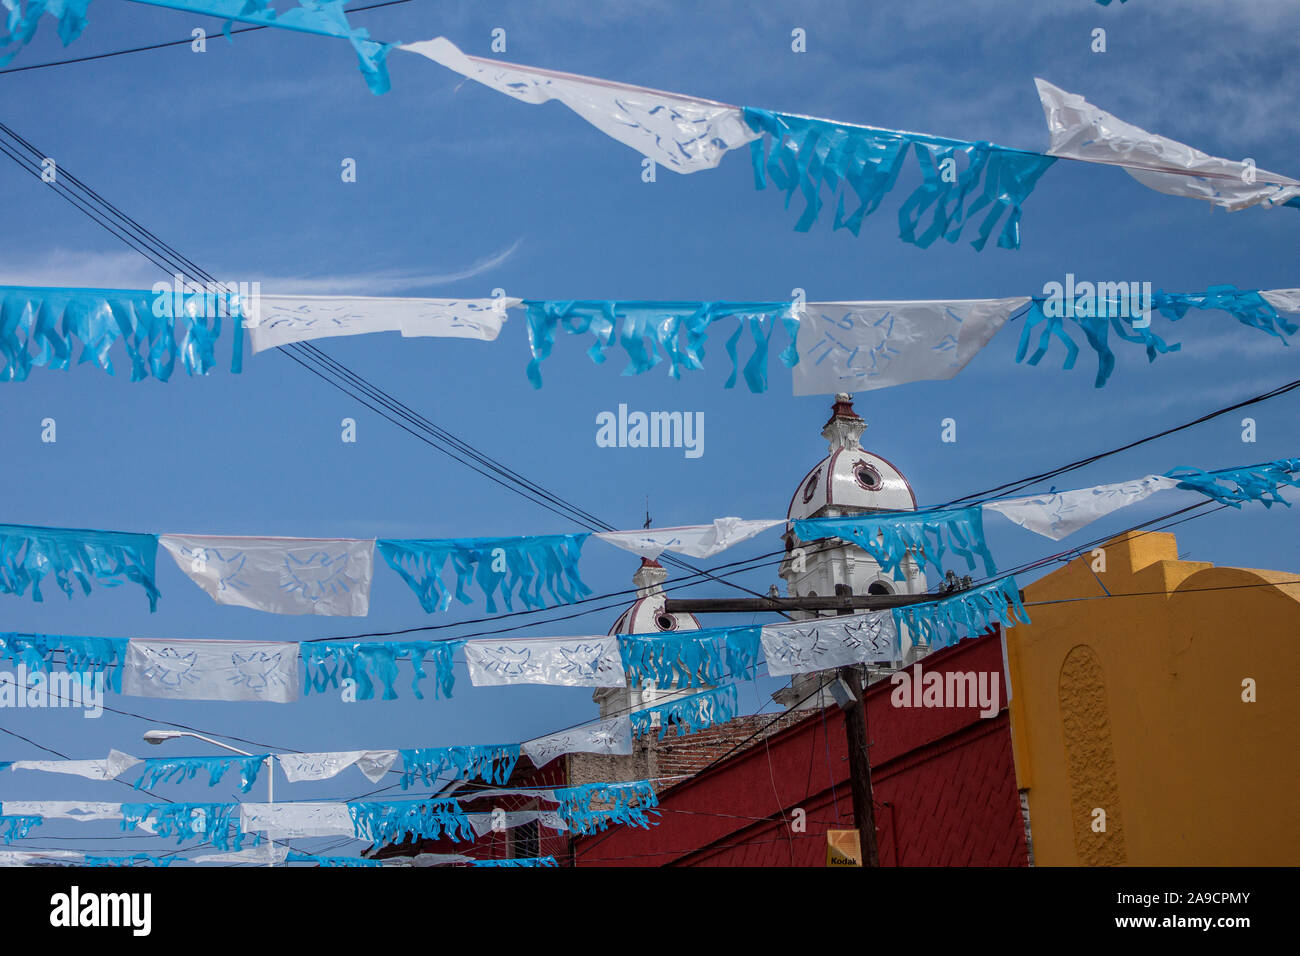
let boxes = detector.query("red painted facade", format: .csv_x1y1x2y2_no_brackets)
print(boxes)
574,631,1028,867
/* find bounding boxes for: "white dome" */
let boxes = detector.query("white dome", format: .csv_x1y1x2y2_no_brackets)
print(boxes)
606,559,700,636
787,394,916,521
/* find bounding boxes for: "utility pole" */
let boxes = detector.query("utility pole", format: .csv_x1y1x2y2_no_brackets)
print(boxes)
663,591,914,867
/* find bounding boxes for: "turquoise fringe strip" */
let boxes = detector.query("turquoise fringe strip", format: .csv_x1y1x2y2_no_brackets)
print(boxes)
399,745,521,789
618,625,761,689
0,525,159,610
1016,285,1295,387
301,639,460,701
133,755,267,794
523,301,799,392
742,107,1055,251
0,814,41,843
0,633,127,692
893,576,1028,651
347,799,474,845
378,534,591,614
630,683,739,740
119,802,254,852
1166,458,1300,508
0,0,91,66
0,286,239,383
794,506,996,578
551,781,659,835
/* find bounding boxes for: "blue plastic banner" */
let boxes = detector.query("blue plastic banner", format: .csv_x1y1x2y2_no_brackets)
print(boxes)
0,524,160,610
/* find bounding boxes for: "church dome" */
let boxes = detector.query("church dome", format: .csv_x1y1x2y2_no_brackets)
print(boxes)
607,558,701,636
787,393,917,521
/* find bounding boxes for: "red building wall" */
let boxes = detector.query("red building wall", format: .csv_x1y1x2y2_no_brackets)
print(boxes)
573,631,1028,867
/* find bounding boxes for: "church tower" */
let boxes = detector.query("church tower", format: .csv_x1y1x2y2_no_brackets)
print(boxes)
774,393,929,709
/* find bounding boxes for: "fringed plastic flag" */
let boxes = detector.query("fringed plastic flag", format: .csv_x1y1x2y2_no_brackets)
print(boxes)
984,475,1181,540
7,750,140,781
466,809,567,838
241,802,355,839
551,781,659,834
401,37,758,173
0,849,82,865
523,300,798,392
159,534,375,616
794,506,996,578
793,298,1030,395
473,857,559,867
398,744,520,789
120,802,253,852
244,295,518,353
521,715,633,767
123,0,396,94
0,524,160,609
0,0,91,67
285,850,380,867
277,750,398,784
761,611,899,676
122,639,298,702
1016,283,1297,387
630,683,739,740
0,633,128,694
300,639,458,701
0,285,240,383
894,576,1028,651
1035,79,1300,211
618,624,762,688
348,799,475,845
191,845,287,865
465,635,625,688
378,533,590,614
0,814,41,843
133,755,267,794
1166,458,1300,508
743,107,1056,250
595,518,783,560
0,801,128,824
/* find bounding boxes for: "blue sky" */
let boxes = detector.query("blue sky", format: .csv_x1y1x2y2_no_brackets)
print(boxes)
1,0,1297,860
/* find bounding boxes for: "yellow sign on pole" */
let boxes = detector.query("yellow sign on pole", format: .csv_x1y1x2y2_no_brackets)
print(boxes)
827,829,863,867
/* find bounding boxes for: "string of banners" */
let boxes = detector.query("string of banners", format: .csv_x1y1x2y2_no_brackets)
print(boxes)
0,848,558,867
0,689,737,788
3,6,1295,245
0,778,662,852
0,577,1025,703
2,282,1294,393
0,457,1291,617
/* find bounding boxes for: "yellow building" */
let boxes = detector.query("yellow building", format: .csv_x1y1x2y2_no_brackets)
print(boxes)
1006,530,1300,866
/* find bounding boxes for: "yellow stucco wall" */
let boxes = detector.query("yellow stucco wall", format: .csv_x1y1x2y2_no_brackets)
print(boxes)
1006,530,1300,866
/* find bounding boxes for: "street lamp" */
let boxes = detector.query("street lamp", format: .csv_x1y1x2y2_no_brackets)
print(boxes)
142,729,276,866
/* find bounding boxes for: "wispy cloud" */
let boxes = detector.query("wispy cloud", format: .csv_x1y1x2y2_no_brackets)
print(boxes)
0,239,523,296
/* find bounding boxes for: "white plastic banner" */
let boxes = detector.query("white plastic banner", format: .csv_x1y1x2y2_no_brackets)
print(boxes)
8,750,140,781
521,715,633,767
1035,78,1300,211
465,636,626,688
0,850,84,865
761,612,900,676
792,299,1030,395
277,750,398,784
190,845,289,865
0,802,140,826
241,803,355,838
983,475,1181,541
245,295,517,353
401,37,758,174
159,535,375,617
467,809,568,838
1260,289,1300,314
594,518,782,560
122,639,300,703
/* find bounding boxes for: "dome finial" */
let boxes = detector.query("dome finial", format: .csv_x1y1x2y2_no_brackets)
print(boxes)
822,392,865,452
